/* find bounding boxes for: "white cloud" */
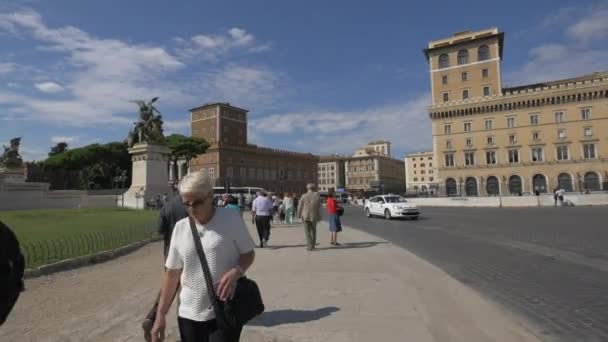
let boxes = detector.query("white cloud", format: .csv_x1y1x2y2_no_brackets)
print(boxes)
164,119,190,135
176,27,269,60
50,136,77,143
249,94,431,157
566,9,608,42
504,5,608,86
0,62,15,73
0,10,280,130
35,81,64,93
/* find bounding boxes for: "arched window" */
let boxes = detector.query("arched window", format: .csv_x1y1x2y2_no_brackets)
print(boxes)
584,172,600,191
532,174,547,193
478,45,490,61
509,175,522,194
446,178,457,196
486,176,499,195
457,49,469,65
557,173,573,192
465,177,478,196
438,54,449,69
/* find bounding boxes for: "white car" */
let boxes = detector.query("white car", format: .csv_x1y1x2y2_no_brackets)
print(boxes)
364,195,420,220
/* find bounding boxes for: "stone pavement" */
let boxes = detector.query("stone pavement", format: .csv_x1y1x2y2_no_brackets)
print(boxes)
0,217,542,342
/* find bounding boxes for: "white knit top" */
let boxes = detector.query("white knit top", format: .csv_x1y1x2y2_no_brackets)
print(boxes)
165,208,256,322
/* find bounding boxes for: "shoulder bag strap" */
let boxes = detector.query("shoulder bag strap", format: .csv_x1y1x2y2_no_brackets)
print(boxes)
188,216,221,308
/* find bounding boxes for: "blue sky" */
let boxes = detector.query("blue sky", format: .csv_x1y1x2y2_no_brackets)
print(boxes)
0,0,606,161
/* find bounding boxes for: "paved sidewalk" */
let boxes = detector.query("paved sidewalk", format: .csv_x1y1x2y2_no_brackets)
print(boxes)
0,217,542,341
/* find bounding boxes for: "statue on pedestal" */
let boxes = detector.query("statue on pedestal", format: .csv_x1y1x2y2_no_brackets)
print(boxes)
127,97,165,147
0,138,23,169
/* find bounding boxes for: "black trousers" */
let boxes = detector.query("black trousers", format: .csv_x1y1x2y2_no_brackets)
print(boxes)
178,317,242,342
255,215,271,243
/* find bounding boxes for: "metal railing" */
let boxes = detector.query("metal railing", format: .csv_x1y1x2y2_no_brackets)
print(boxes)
21,223,157,269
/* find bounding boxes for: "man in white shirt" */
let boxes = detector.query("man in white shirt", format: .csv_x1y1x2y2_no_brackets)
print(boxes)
558,188,565,206
252,192,273,248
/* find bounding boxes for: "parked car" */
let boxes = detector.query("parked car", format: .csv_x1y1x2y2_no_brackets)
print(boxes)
364,195,420,220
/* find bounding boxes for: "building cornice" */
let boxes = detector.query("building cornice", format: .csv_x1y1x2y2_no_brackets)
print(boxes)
429,76,608,120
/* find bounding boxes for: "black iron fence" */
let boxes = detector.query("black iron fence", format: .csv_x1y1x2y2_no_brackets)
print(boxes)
21,223,157,269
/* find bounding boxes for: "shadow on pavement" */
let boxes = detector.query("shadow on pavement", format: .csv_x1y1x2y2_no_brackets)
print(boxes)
315,241,387,250
269,244,308,250
248,306,340,327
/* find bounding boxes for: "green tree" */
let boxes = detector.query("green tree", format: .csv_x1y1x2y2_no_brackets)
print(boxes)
43,142,131,189
165,134,209,187
48,142,68,157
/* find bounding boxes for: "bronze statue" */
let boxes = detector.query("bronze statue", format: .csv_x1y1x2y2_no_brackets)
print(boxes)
0,138,23,169
127,97,165,147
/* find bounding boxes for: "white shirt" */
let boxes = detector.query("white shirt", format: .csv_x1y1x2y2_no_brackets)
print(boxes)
165,208,255,322
252,196,272,216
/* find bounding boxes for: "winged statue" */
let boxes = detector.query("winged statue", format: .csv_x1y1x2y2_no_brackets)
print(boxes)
127,97,165,147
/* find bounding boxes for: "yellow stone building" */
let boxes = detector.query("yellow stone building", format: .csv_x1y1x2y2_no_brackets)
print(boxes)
424,28,608,196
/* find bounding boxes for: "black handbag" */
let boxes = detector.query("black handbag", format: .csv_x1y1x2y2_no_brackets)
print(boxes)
188,217,265,333
337,206,344,217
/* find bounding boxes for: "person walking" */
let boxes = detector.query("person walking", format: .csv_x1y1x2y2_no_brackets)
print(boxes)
252,192,273,248
150,171,256,342
0,220,25,326
558,188,565,207
283,192,294,225
271,195,281,223
225,196,240,211
326,189,342,246
142,193,189,341
553,188,558,207
297,183,321,251
237,193,245,217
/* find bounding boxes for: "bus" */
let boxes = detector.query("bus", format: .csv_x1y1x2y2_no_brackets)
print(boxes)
213,186,265,196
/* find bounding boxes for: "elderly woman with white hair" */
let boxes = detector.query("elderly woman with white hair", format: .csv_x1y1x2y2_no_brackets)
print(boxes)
151,171,256,342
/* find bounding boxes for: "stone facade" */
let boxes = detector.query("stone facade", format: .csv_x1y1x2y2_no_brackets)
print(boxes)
190,103,318,194
405,151,438,193
344,155,405,194
317,156,346,192
424,28,608,196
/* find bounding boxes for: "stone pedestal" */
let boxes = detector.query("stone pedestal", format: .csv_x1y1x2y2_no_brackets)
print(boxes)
121,143,171,209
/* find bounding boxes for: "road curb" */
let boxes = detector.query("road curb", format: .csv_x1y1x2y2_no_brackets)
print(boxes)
24,238,158,279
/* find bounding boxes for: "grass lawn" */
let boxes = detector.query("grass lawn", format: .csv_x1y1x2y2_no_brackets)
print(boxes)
0,208,158,268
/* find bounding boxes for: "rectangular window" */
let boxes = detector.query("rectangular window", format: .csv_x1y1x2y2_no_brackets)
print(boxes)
209,167,215,178
443,92,449,102
421,170,425,174
413,164,416,168
445,154,455,167
446,140,452,149
421,163,426,167
555,111,565,123
509,135,517,144
464,122,472,132
584,127,592,137
428,157,432,160
507,117,516,128
430,177,434,181
465,152,475,166
486,151,497,165
482,68,489,78
558,130,566,139
421,177,425,181
556,146,569,160
413,170,416,175
508,149,520,163
465,138,472,147
414,178,418,182
581,108,591,120
463,89,469,100
227,167,234,178
461,72,468,81
584,144,596,159
532,147,544,162
533,132,540,141
248,168,255,179
485,119,493,130
240,167,246,179
483,86,490,96
530,114,539,125
487,136,494,145
444,124,451,134
442,75,448,84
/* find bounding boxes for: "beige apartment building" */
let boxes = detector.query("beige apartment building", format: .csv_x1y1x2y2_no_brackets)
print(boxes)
404,151,438,193
424,28,608,196
317,155,346,192
344,141,405,193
